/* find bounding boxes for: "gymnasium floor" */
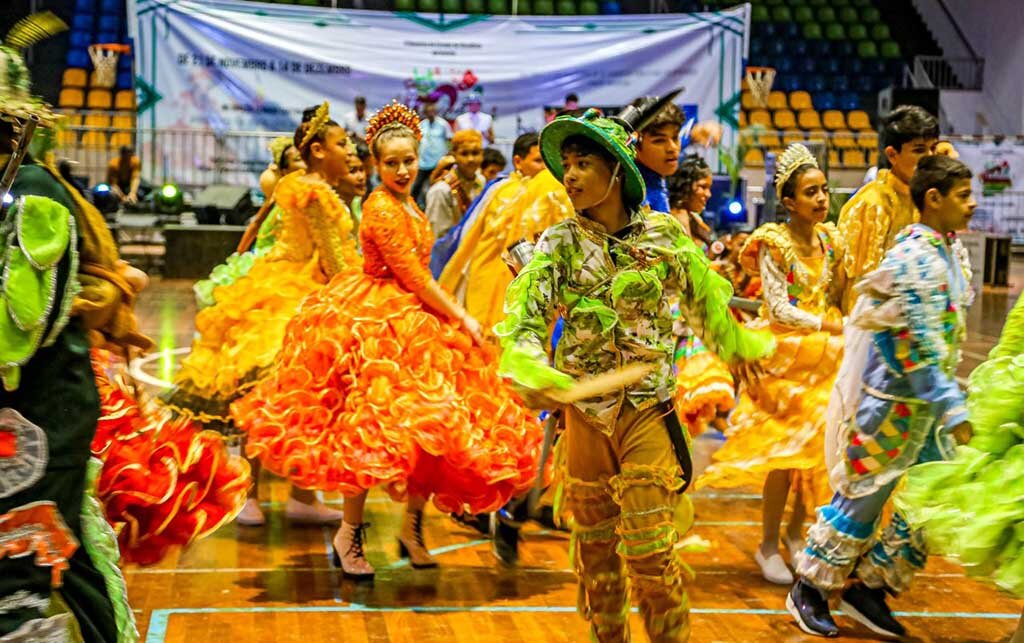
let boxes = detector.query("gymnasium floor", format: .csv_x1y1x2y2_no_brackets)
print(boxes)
125,270,1024,643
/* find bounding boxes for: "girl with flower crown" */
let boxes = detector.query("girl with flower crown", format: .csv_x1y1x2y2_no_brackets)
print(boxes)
697,143,846,585
164,103,360,525
233,102,544,580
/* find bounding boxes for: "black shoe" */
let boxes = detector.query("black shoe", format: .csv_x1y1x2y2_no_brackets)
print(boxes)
449,511,490,536
787,579,839,638
491,512,520,566
840,582,906,639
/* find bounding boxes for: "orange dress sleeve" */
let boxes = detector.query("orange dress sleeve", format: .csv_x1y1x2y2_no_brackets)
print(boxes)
365,195,434,295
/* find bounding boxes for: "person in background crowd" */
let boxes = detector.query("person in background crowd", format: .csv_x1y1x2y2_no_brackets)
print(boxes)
455,93,495,144
343,96,369,140
415,98,453,206
106,144,146,204
426,129,485,238
481,147,507,182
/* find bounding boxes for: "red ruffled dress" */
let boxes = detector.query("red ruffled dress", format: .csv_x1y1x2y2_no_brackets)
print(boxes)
233,187,543,514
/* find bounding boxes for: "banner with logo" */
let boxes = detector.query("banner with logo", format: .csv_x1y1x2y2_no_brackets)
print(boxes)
957,137,1024,242
130,0,748,184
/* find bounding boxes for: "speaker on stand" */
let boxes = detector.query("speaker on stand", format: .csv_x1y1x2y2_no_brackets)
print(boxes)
192,184,257,225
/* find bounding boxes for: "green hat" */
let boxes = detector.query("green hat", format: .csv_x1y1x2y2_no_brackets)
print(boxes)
0,13,68,126
540,107,646,208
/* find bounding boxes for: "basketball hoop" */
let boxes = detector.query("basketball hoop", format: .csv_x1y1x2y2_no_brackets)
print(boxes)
88,43,130,88
745,66,776,108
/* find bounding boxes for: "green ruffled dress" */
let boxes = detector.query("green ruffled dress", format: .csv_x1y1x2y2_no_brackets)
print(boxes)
897,296,1024,597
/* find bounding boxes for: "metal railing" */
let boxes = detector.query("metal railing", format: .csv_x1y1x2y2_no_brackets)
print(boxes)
911,55,985,90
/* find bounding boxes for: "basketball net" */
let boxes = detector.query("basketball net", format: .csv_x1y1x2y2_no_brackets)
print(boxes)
89,44,128,88
745,66,776,108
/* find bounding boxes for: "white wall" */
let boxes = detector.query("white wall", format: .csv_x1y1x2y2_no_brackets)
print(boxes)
913,0,1024,134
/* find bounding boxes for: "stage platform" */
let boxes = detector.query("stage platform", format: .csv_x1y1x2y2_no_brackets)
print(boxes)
127,276,1024,643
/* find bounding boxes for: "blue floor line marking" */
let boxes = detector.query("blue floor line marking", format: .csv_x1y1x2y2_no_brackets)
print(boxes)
146,603,1021,641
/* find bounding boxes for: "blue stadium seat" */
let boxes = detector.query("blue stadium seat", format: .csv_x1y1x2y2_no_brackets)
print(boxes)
118,54,133,71
75,0,95,12
69,31,92,49
834,41,856,57
778,22,800,39
773,57,795,74
96,32,118,45
821,58,843,75
775,75,801,93
817,92,838,110
790,40,809,57
749,38,766,57
599,0,621,13
767,40,786,57
98,15,122,32
760,22,778,38
830,76,850,92
854,75,875,93
796,57,816,75
100,0,119,12
66,49,90,68
72,14,94,31
840,93,861,110
116,71,133,90
864,58,887,76
846,58,865,75
808,39,831,58
807,74,827,93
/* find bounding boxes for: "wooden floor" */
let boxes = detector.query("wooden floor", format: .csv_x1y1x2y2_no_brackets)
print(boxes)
125,267,1024,643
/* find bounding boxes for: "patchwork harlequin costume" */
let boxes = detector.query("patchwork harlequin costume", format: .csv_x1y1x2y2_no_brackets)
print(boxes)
495,106,774,643
791,223,972,625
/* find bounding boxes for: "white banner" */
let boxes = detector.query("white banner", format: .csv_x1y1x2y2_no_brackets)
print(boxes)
130,0,748,183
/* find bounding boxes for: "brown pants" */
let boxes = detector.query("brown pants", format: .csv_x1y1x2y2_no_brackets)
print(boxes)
565,403,691,643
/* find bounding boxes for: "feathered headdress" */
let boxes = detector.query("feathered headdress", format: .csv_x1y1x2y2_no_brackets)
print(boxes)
774,143,819,193
365,101,422,148
298,101,331,150
1,12,68,124
267,136,293,166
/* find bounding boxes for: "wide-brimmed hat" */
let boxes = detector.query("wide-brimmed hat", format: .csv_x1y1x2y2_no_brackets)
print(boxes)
540,108,646,207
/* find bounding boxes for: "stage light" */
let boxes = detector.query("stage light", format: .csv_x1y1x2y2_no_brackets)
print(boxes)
727,199,743,216
718,198,747,226
161,183,179,200
2,193,13,206
155,182,185,217
94,183,111,193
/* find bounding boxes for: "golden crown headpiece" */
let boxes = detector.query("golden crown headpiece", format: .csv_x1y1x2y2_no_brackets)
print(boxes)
365,101,422,148
774,143,819,193
298,101,331,150
267,136,292,165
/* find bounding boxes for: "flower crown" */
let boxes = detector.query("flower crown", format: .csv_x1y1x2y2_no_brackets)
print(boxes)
365,101,422,148
267,136,293,166
298,101,331,150
774,143,819,193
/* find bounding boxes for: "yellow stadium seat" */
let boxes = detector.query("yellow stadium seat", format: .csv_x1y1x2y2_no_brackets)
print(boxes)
62,68,87,88
767,91,788,110
81,131,109,147
798,110,822,130
84,114,111,128
750,109,772,128
112,115,135,130
744,148,765,167
783,131,806,146
848,110,873,131
823,110,847,131
789,91,813,111
110,132,134,148
58,88,85,108
741,92,759,110
773,109,797,130
829,149,840,168
57,115,82,146
739,110,748,127
868,149,879,166
86,90,112,110
843,149,867,168
833,130,857,149
759,133,782,149
857,131,879,150
114,90,136,110
806,129,828,143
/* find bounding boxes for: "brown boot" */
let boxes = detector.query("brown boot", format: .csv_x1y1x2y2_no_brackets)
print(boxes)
398,509,438,569
332,521,375,581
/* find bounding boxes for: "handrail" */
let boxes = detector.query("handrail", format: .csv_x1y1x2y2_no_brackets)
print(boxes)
935,0,979,61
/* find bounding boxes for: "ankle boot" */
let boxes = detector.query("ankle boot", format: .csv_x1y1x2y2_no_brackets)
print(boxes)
398,509,438,569
332,521,375,581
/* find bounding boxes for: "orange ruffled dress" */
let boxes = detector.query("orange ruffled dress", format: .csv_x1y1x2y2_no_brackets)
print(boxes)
91,351,249,566
233,187,544,514
164,173,359,433
698,223,844,505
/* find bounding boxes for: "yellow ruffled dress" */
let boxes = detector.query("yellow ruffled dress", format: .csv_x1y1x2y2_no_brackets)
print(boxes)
698,223,844,505
438,168,573,333
164,172,360,432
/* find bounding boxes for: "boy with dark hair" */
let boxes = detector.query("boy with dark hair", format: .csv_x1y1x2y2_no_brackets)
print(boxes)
837,104,939,312
497,106,774,642
631,97,687,213
789,155,976,639
481,146,507,182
